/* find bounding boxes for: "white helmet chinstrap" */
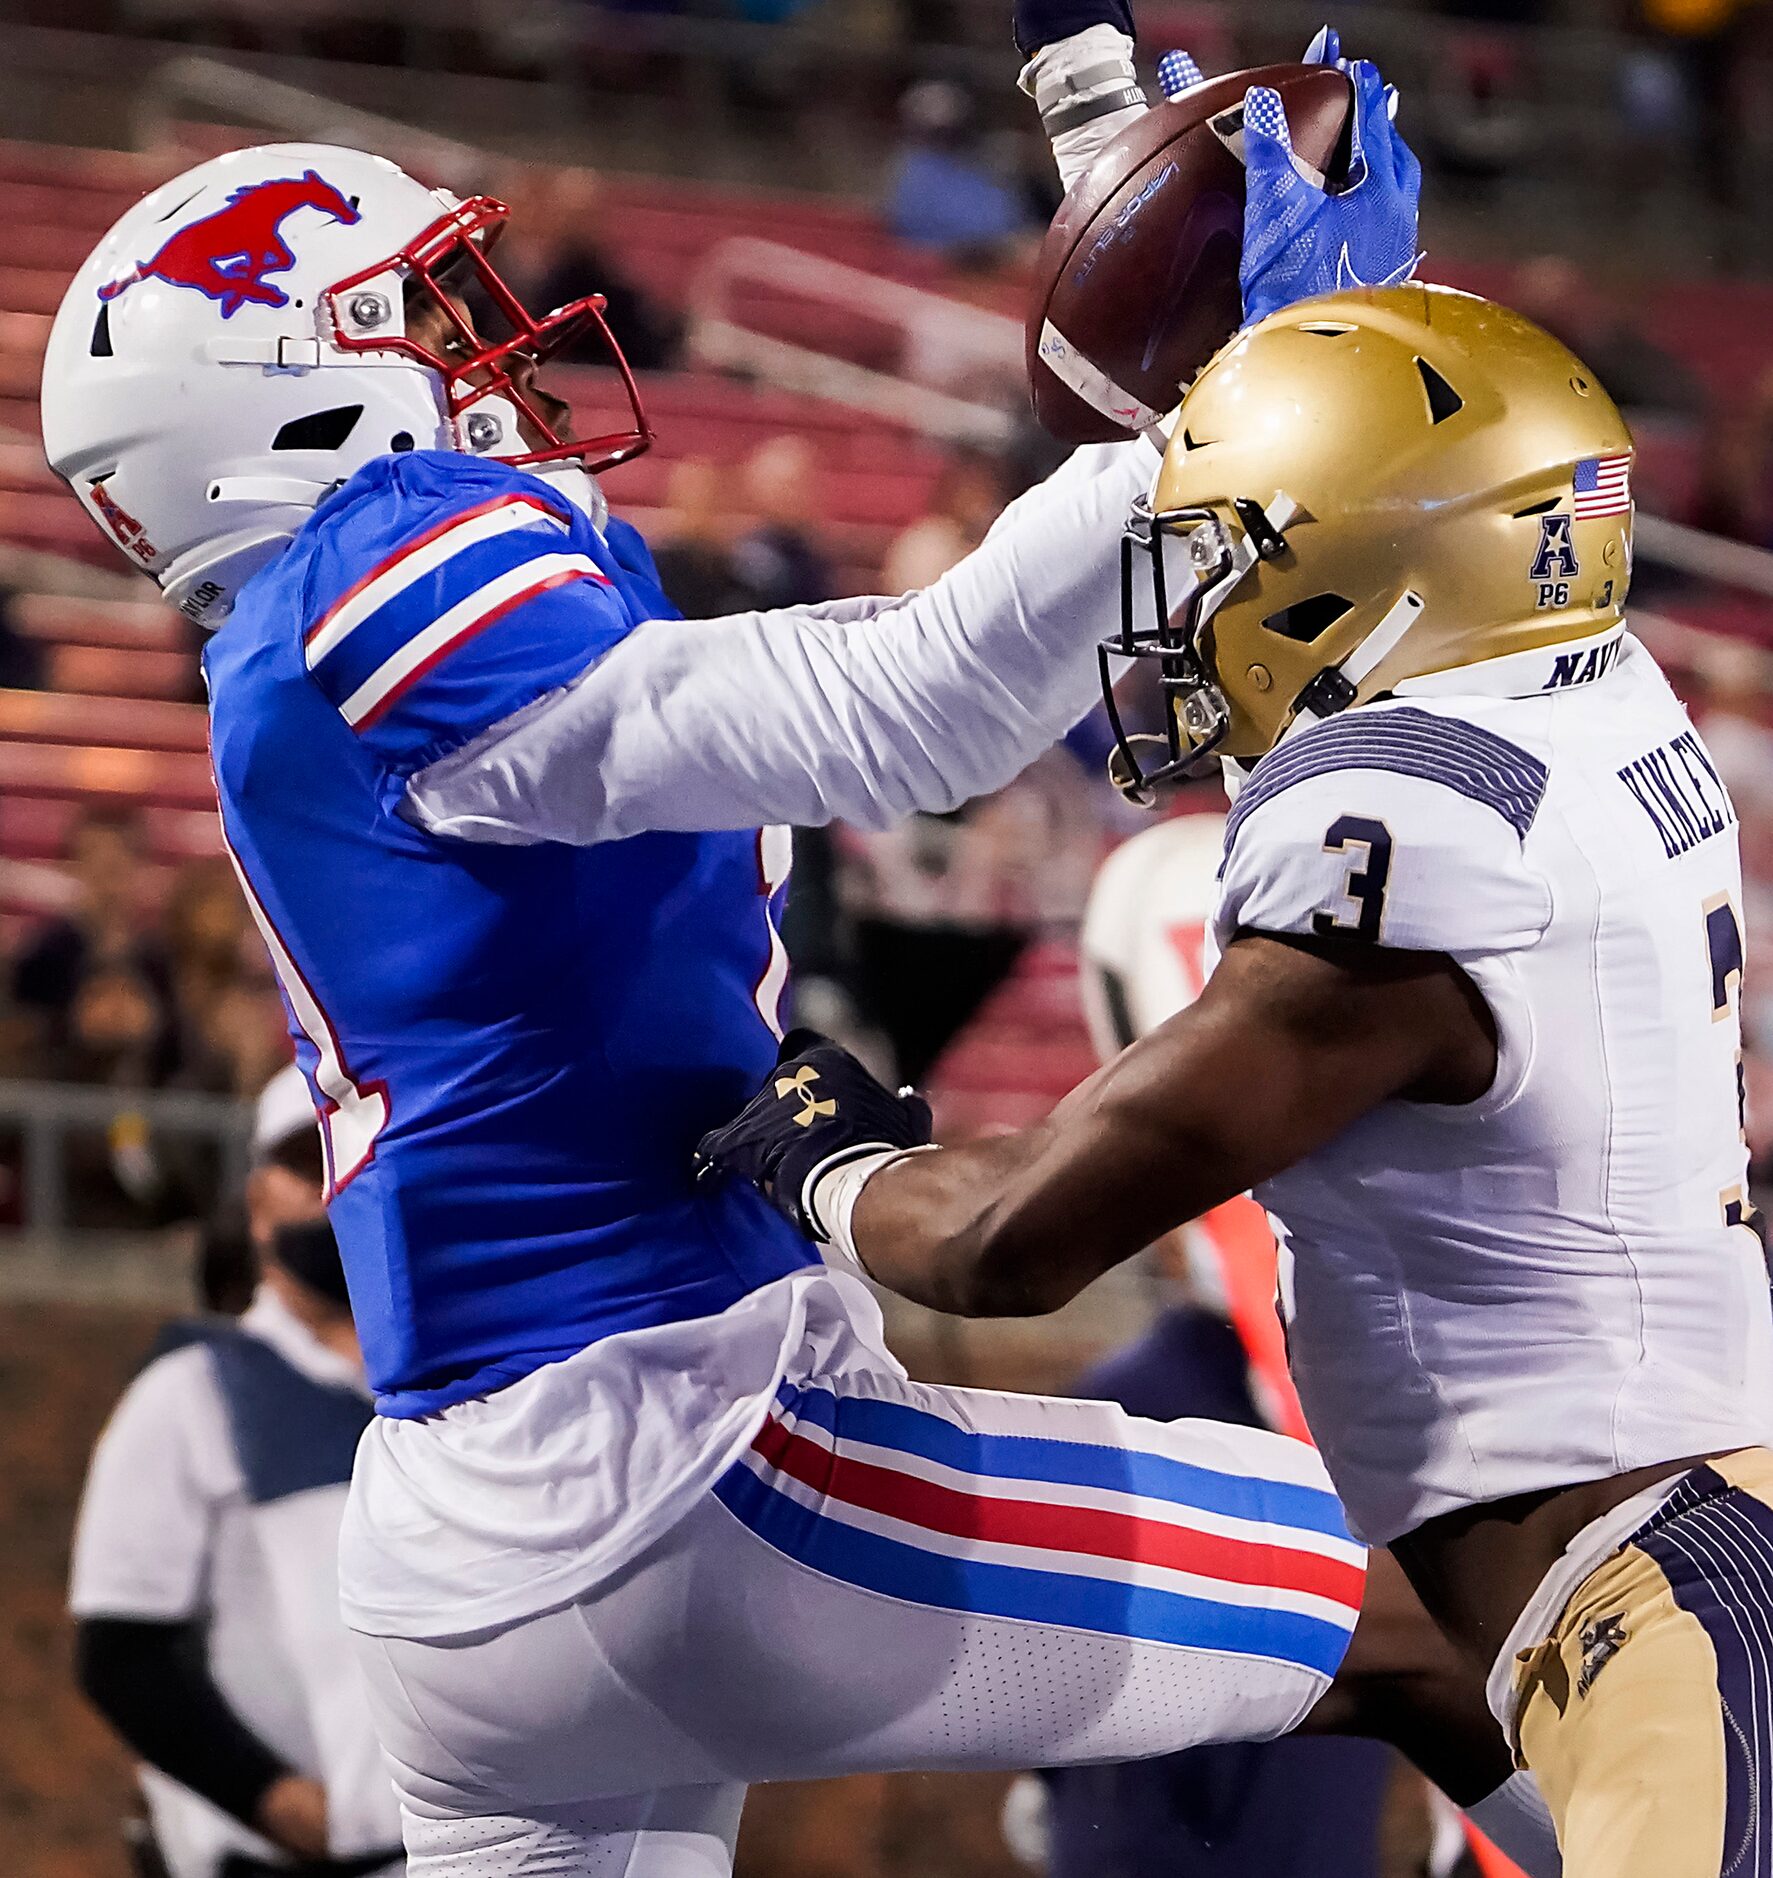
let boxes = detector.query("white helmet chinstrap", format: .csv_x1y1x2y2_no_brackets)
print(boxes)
41,143,651,626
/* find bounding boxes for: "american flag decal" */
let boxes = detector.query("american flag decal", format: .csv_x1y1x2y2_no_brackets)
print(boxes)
1573,452,1631,519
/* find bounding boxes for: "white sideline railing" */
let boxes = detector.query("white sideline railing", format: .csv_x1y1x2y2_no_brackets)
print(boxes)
51,48,1773,614
137,53,488,190
687,237,1021,449
1637,513,1773,603
0,543,148,605
0,1081,250,1303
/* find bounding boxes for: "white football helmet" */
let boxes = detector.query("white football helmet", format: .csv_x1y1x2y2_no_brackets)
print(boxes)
1078,810,1228,1061
41,142,650,626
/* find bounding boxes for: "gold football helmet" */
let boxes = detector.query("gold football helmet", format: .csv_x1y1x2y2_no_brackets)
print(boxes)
1104,284,1633,798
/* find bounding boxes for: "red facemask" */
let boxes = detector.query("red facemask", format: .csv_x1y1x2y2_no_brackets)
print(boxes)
324,194,652,475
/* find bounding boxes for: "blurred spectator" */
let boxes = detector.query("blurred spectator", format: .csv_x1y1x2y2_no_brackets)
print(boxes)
886,80,1035,256
160,857,254,1080
155,857,290,1105
496,167,680,372
1623,0,1757,220
731,436,837,607
70,1067,404,1878
179,950,295,1102
25,843,286,1225
882,446,1013,592
1691,636,1773,822
60,960,164,1088
1688,639,1773,1178
11,806,172,1073
1688,370,1773,547
184,1061,326,1328
1511,255,1704,417
649,458,751,617
1420,25,1534,190
837,749,1103,1082
0,582,45,690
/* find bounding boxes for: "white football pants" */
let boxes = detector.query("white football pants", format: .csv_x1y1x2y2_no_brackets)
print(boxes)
353,1367,1364,1876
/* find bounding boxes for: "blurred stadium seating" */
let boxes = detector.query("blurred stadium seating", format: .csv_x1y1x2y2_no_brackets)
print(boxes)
2,19,1773,1867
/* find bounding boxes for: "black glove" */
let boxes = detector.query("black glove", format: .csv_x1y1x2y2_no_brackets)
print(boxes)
1014,0,1134,58
694,1029,933,1238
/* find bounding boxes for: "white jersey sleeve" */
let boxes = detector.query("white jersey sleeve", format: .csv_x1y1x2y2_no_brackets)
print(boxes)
1215,705,1554,962
402,435,1160,844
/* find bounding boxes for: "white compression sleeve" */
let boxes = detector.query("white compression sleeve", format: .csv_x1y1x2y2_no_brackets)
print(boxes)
1464,1771,1561,1878
404,434,1159,845
1020,26,1148,193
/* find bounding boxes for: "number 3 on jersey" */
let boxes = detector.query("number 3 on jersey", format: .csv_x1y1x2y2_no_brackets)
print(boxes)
1314,816,1393,944
1705,893,1757,1232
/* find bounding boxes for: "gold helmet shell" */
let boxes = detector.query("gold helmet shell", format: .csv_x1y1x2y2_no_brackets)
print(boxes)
1105,284,1633,793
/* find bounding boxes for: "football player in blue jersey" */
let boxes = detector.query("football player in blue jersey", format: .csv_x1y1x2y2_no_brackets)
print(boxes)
39,24,1559,1878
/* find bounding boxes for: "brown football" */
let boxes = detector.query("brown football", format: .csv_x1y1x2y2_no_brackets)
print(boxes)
1028,63,1355,443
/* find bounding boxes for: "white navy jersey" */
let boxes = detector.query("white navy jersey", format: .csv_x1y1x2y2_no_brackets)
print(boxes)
1211,626,1773,1544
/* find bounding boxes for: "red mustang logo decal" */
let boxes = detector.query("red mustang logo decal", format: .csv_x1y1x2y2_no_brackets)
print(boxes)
99,171,361,319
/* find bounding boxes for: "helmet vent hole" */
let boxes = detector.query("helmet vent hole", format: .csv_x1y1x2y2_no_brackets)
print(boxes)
89,305,113,358
1262,593,1352,644
391,432,415,452
1514,497,1560,518
1299,322,1356,337
273,407,364,452
1415,358,1464,425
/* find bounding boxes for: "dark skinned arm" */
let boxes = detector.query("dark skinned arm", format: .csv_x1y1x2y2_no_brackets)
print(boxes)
850,930,1497,1317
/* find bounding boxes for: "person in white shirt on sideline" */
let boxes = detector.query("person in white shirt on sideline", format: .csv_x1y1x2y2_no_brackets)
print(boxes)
69,1065,404,1878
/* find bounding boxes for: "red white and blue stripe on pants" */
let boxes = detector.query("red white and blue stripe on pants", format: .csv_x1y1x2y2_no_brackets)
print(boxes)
714,1379,1366,1679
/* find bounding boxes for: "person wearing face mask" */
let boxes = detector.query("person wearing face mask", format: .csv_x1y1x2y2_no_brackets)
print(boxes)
69,1066,403,1878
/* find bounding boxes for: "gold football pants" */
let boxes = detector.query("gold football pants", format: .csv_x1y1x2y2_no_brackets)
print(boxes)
1513,1448,1773,1878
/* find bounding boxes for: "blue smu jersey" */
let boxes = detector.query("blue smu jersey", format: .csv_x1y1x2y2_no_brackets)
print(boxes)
207,452,814,1416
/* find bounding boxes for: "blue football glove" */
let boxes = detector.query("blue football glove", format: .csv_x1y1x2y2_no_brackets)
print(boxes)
1238,53,1422,327
1156,48,1203,97
1302,24,1344,68
692,1030,933,1239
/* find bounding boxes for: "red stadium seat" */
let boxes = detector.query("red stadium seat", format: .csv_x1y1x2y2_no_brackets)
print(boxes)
0,738,214,810
12,594,185,653
0,687,206,754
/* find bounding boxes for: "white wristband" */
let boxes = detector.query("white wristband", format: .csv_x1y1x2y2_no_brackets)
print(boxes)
808,1145,938,1276
1019,27,1148,194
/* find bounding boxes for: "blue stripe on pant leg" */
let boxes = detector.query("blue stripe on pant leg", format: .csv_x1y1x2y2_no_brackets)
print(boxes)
772,1380,1353,1544
1636,1485,1773,1877
713,1458,1354,1679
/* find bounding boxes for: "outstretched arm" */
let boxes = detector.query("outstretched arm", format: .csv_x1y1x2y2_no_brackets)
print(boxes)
405,25,1420,849
403,434,1159,843
697,931,1495,1316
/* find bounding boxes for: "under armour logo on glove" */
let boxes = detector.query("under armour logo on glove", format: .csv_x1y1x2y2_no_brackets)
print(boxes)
695,1030,933,1238
1239,56,1423,329
776,1064,837,1127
